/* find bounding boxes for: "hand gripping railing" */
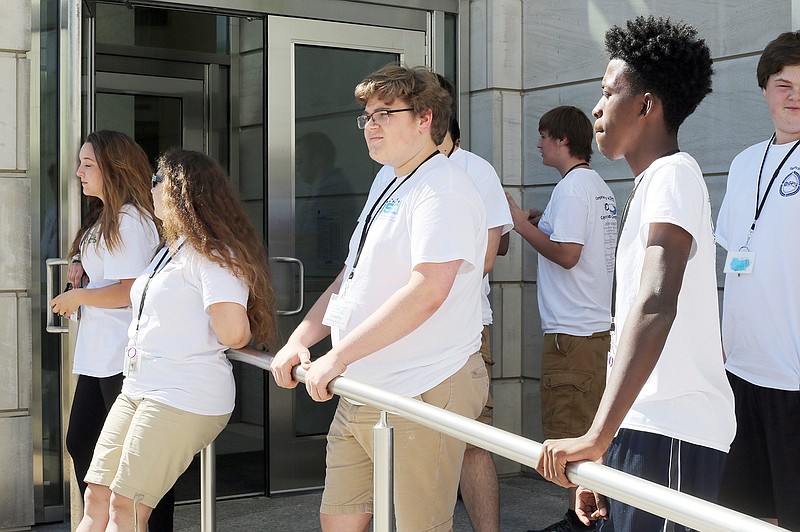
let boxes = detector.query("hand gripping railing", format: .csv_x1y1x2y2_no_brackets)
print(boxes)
196,347,787,532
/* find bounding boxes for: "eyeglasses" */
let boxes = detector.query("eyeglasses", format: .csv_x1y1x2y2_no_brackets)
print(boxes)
152,173,164,188
356,108,414,129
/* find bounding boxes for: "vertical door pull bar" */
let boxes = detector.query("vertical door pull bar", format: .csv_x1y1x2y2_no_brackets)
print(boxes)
46,258,69,334
272,256,305,316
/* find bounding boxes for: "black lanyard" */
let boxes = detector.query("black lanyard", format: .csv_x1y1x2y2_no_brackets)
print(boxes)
610,149,680,329
563,162,590,177
750,133,800,235
349,151,439,276
129,242,185,353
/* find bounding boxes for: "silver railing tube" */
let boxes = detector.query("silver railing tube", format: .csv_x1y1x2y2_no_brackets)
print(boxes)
218,348,785,532
200,441,216,531
373,411,394,532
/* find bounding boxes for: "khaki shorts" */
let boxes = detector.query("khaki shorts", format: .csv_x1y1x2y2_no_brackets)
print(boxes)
320,352,488,531
541,331,609,440
84,393,230,508
465,326,495,451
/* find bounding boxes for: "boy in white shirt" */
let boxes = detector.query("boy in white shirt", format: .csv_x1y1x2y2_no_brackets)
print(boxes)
509,105,617,532
716,31,800,530
271,64,489,532
535,16,735,532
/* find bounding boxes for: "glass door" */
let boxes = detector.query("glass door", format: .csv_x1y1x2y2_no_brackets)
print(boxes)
266,16,426,493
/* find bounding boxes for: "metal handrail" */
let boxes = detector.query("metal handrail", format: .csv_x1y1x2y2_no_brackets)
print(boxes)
201,347,786,532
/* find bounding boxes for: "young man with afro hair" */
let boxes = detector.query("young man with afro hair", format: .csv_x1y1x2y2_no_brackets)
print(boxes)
535,16,736,532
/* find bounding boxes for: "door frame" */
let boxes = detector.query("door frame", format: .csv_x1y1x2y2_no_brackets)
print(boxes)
94,72,206,152
264,15,427,493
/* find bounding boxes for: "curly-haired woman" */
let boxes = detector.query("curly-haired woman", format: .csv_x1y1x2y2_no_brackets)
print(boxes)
75,149,277,531
49,130,175,529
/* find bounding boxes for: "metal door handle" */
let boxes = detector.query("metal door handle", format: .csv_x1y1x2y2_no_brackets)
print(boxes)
272,256,304,316
46,258,69,334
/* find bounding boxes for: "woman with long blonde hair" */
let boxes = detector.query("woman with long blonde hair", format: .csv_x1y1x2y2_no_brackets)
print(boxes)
76,149,277,532
50,130,175,529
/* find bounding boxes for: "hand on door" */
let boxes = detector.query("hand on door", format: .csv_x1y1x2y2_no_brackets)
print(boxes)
67,261,89,287
50,287,83,319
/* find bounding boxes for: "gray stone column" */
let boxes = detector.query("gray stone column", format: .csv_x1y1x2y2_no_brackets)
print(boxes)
0,0,33,529
468,0,526,475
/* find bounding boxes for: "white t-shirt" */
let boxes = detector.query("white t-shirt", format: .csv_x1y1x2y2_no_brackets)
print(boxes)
613,153,736,453
333,154,487,397
716,138,800,390
121,242,249,415
537,167,617,335
375,148,512,326
72,204,159,377
450,148,513,325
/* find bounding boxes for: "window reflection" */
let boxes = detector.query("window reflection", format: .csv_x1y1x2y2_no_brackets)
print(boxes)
292,45,398,436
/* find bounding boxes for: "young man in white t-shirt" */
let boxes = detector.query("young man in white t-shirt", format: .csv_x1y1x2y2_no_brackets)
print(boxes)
439,115,512,532
271,64,488,532
534,16,735,532
716,32,800,530
509,105,617,532
368,110,512,531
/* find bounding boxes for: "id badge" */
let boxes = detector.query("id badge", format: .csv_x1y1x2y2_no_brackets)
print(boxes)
723,250,755,274
608,328,618,370
123,346,142,377
322,293,354,330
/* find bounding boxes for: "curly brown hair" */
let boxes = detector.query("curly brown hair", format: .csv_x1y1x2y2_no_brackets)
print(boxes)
68,130,158,260
156,149,278,348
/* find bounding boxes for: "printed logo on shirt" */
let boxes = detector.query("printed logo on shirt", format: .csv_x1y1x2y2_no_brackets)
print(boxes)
779,169,800,197
597,195,617,219
375,198,401,221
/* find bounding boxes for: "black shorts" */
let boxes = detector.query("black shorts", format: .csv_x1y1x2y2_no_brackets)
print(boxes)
599,428,726,532
719,371,800,530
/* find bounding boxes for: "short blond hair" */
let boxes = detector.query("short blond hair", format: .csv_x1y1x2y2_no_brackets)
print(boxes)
354,64,452,144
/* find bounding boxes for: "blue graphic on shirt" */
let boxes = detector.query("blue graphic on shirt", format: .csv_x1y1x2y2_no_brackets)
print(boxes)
730,257,751,272
376,198,401,220
780,171,799,197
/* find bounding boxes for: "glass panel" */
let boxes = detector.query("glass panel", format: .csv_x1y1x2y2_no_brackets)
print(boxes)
39,0,63,512
291,45,398,436
444,13,458,112
236,20,265,241
95,3,228,55
95,93,182,166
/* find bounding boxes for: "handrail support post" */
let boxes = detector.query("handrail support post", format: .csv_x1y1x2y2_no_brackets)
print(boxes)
200,442,216,531
373,410,394,532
